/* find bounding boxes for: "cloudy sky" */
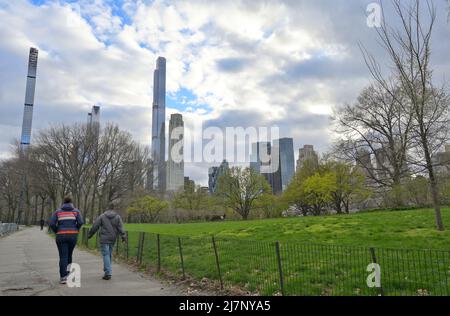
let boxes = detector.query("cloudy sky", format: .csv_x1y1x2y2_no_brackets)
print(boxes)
0,0,449,185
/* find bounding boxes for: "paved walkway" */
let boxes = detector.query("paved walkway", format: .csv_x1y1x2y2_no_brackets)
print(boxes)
0,227,183,296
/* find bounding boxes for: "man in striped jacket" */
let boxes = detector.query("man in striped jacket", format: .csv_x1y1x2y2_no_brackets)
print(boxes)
49,196,84,284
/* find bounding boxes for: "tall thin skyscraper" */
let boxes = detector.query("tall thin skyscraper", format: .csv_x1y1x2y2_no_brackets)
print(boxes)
166,114,184,192
20,47,39,153
87,105,100,135
88,105,100,125
17,47,38,224
151,57,167,192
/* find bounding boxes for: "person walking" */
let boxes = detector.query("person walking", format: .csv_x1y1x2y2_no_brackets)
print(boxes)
49,196,84,284
88,203,126,280
39,218,45,231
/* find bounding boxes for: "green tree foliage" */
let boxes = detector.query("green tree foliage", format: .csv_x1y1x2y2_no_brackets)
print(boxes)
254,193,286,219
302,172,337,216
173,182,209,211
321,161,369,214
283,159,320,216
284,158,370,216
405,176,430,208
216,166,270,220
126,195,169,223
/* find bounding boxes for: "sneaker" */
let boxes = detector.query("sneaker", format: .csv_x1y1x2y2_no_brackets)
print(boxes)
60,277,67,284
102,275,111,280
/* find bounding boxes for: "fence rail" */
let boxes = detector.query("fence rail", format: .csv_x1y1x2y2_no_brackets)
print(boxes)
79,228,450,296
0,223,19,236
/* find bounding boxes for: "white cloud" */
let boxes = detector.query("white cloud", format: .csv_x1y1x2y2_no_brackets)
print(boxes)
1,0,449,186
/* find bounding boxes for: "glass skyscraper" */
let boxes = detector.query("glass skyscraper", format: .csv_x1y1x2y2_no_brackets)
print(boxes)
251,138,294,194
20,47,38,153
151,57,166,192
272,138,295,193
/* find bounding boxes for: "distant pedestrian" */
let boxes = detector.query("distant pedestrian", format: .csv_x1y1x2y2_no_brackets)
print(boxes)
88,203,126,280
39,218,45,231
49,196,84,284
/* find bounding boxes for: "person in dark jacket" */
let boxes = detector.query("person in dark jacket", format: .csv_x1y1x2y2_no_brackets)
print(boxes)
49,196,84,284
88,203,126,280
39,218,45,231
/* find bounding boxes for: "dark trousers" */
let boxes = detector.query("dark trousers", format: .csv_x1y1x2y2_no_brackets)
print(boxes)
56,234,78,278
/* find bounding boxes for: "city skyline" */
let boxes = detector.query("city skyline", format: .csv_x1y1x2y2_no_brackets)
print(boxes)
1,1,450,186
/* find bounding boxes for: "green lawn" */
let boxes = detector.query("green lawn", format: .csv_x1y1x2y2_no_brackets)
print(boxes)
81,208,450,296
124,208,450,250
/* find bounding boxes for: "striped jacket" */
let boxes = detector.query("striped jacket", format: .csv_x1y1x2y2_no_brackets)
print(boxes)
49,203,84,235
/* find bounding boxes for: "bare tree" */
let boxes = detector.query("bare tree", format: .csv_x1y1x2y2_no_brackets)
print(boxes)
216,167,270,220
361,0,449,230
333,81,413,202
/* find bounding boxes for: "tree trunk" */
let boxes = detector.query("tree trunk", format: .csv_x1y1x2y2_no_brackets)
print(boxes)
423,139,445,231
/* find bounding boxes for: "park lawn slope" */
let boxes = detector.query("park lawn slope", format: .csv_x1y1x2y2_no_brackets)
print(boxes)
80,208,450,295
124,208,450,250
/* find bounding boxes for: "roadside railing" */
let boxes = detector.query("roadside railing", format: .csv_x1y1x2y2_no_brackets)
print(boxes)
0,223,19,236
79,227,450,296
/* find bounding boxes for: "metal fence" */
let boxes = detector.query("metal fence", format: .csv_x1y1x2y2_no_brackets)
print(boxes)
79,228,450,296
0,223,19,236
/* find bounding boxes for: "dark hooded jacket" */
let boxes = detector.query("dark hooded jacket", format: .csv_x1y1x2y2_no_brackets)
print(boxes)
88,210,126,244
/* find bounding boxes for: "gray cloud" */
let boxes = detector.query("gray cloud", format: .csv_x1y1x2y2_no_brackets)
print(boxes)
1,0,450,187
216,57,250,73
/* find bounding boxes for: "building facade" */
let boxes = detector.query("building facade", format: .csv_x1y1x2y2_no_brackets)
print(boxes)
20,47,39,154
296,145,319,172
275,138,295,192
208,160,229,194
433,145,450,176
166,114,184,192
151,57,167,192
250,138,294,194
250,142,277,193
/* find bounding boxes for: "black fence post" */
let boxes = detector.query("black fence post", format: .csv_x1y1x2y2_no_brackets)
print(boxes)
275,241,285,296
140,232,146,265
178,237,186,279
370,247,384,296
125,231,129,260
116,236,119,256
212,236,224,290
157,234,161,273
137,232,143,264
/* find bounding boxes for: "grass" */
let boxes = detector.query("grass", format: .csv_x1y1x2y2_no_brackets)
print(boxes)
124,208,450,250
80,208,450,296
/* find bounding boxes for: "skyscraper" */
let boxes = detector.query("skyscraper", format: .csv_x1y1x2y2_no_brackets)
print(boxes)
17,47,38,224
250,142,275,193
208,160,229,194
250,139,294,194
296,145,319,172
20,47,39,153
87,105,100,137
273,138,295,193
166,114,184,192
151,57,166,192
88,105,100,125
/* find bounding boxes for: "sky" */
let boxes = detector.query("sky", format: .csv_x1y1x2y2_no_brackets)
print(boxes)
0,0,449,185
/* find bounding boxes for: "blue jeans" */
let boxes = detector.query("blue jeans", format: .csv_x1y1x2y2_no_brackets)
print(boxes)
101,243,114,276
56,235,78,278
